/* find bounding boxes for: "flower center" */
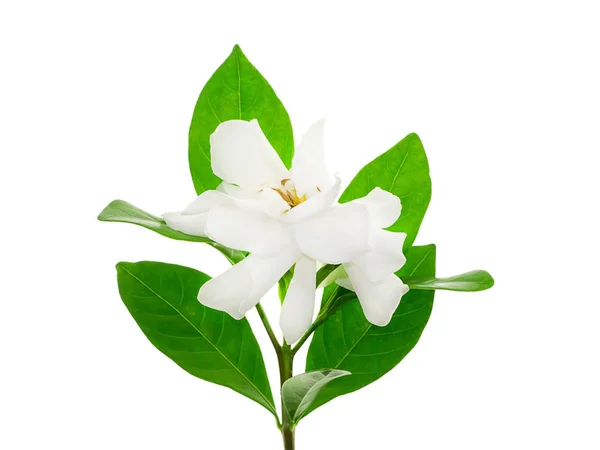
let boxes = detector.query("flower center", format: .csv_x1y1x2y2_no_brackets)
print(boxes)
273,179,306,208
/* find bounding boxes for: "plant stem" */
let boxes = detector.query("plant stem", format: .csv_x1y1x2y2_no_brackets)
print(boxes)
291,286,340,356
279,343,295,450
256,302,282,355
256,289,340,448
291,317,323,356
254,302,294,447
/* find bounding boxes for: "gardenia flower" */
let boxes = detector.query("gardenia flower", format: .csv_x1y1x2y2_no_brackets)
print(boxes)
163,119,409,343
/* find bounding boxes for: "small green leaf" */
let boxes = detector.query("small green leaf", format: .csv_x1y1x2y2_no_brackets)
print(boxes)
305,245,436,413
404,270,494,291
340,133,431,251
278,268,294,304
189,45,294,195
316,264,338,287
316,264,346,288
116,261,276,416
282,370,351,424
98,200,244,264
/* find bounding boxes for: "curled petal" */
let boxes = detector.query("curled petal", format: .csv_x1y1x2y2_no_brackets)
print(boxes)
342,263,409,326
162,190,235,237
353,230,407,282
280,255,317,344
162,212,208,237
335,276,353,291
205,205,294,255
181,190,234,215
281,174,341,224
210,119,289,190
197,258,252,319
290,119,332,197
256,189,292,217
217,182,290,217
353,187,401,229
217,182,258,200
198,246,302,319
239,247,302,315
292,203,370,264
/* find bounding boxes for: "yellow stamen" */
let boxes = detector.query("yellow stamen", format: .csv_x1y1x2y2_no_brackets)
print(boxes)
274,180,307,208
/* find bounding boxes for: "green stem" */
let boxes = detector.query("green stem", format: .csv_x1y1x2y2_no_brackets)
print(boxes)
279,343,295,450
291,286,340,356
291,316,324,356
255,282,342,447
255,303,282,356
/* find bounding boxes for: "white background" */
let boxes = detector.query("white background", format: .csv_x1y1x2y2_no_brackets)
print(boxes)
1,1,599,449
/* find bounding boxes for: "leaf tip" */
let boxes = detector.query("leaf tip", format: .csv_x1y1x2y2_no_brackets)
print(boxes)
404,132,425,150
97,199,124,221
232,44,244,55
115,261,133,273
484,271,495,289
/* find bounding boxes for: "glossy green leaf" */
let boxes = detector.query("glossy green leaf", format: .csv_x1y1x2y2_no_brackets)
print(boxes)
305,245,436,413
282,370,351,424
315,284,355,320
316,264,345,288
116,261,276,415
189,45,294,195
98,200,244,264
404,270,494,291
278,268,294,304
339,133,431,251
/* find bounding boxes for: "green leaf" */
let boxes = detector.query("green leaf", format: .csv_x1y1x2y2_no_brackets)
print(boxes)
305,245,436,413
189,45,294,195
339,133,431,251
316,264,344,288
404,270,494,291
282,370,351,424
116,261,276,416
278,268,294,304
98,200,244,264
315,284,354,320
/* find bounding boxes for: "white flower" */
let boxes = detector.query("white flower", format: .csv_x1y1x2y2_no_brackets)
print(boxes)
163,119,409,343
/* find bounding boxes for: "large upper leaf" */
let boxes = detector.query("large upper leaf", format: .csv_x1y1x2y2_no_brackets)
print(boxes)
189,45,294,195
282,370,351,424
116,261,276,416
305,245,436,413
98,200,244,264
339,133,431,251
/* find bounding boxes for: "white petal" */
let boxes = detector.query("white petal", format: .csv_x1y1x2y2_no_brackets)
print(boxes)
335,276,354,291
318,264,348,289
198,247,302,319
344,263,409,326
292,203,370,264
281,174,341,224
256,189,292,217
354,187,401,229
353,230,407,282
162,190,235,237
238,246,302,315
290,119,332,197
162,212,208,236
197,258,253,319
217,182,258,200
280,255,317,344
205,205,293,254
181,190,234,215
217,182,290,217
210,119,289,190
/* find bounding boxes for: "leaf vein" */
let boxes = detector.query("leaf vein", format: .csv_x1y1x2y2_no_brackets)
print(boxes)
119,265,276,414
